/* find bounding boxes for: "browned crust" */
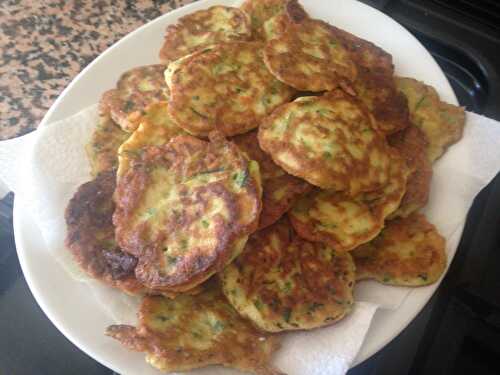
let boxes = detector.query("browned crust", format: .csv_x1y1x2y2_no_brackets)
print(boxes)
241,0,307,40
352,213,447,286
113,133,261,292
325,26,406,135
288,189,383,252
233,130,284,180
106,283,282,375
284,0,308,23
288,148,409,251
260,174,312,229
263,17,357,92
100,65,168,132
233,130,312,229
395,77,466,162
224,217,355,331
167,42,295,137
105,325,150,352
64,170,145,294
355,67,410,135
329,25,394,76
258,90,391,194
388,124,433,217
159,6,252,64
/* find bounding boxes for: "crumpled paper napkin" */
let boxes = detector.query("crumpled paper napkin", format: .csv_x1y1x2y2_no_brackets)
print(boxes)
0,105,499,375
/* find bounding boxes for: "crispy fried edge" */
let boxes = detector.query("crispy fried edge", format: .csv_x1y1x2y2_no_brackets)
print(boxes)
352,213,447,286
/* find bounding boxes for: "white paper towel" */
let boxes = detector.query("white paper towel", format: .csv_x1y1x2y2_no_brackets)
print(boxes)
1,106,499,375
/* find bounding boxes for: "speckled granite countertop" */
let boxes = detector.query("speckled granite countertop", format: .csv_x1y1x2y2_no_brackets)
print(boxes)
0,0,198,140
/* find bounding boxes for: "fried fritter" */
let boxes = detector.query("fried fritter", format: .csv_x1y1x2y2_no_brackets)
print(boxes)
113,132,262,293
388,124,433,218
241,0,284,39
100,65,169,132
241,0,307,40
289,150,410,251
261,13,288,41
258,91,391,195
85,112,128,177
159,6,252,64
263,14,357,92
259,175,312,229
221,217,355,332
106,281,281,375
65,170,207,299
395,77,466,162
329,25,394,77
166,42,295,137
233,130,311,229
65,170,145,295
117,102,186,179
352,213,446,286
354,68,410,135
325,27,405,135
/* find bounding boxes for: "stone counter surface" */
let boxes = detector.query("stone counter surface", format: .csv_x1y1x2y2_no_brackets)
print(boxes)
0,0,198,140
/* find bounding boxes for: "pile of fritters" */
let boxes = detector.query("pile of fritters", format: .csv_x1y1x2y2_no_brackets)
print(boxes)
68,0,466,373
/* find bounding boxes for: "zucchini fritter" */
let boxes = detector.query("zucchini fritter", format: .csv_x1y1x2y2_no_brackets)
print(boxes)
65,171,145,295
233,130,312,229
159,6,252,64
100,65,169,132
85,112,128,177
242,0,307,40
113,132,262,293
263,14,357,92
166,42,295,137
221,217,355,332
330,25,394,77
289,150,410,251
106,282,282,375
117,102,186,179
352,213,447,286
388,124,433,218
328,26,407,135
395,77,466,162
354,68,410,135
258,91,392,195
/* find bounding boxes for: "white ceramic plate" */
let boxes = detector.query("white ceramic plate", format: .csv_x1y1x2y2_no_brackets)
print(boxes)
13,0,458,373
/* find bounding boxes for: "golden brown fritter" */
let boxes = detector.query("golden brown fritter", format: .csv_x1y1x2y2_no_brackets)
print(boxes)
263,14,357,92
221,217,355,332
166,42,295,137
241,0,285,39
233,130,311,229
64,170,206,299
106,281,282,375
116,102,186,179
85,112,129,177
289,150,410,251
259,174,312,229
241,0,307,40
395,77,466,162
113,132,262,293
65,170,145,295
354,67,410,135
159,6,252,64
100,65,169,132
258,91,392,195
352,213,446,286
329,25,394,77
326,26,406,135
388,124,433,218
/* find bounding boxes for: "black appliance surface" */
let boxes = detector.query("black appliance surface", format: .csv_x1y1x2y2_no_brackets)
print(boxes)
1,1,499,374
